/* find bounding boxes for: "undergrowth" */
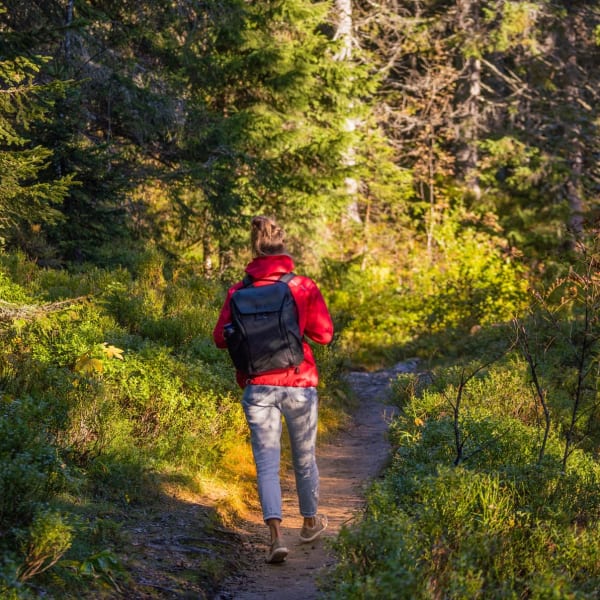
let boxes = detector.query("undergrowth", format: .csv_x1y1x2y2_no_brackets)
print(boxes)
324,356,600,599
324,209,529,368
0,249,350,597
323,234,600,599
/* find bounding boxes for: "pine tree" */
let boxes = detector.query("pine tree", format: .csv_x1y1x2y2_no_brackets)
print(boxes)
171,0,380,269
0,7,74,257
0,0,183,262
1,0,374,268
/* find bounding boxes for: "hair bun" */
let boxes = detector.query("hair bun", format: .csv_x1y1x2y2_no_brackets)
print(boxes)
251,216,286,256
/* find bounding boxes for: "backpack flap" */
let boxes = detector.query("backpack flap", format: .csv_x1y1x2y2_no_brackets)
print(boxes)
232,281,289,316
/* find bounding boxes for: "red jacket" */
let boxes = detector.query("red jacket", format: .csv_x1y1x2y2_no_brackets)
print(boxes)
213,254,334,388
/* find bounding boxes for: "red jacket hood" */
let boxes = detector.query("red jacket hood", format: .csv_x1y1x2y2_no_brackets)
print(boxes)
244,255,296,280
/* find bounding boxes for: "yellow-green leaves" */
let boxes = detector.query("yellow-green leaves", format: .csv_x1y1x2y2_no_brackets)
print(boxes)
73,342,125,377
101,342,125,361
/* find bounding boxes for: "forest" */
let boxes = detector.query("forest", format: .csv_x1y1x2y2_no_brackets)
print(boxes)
1,0,599,597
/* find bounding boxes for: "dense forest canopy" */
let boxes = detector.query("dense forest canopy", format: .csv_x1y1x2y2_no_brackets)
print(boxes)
1,0,597,273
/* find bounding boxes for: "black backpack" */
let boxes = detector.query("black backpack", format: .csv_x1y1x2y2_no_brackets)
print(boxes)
225,272,304,375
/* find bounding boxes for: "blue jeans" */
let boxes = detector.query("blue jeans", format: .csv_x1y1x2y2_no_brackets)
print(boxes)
242,385,319,522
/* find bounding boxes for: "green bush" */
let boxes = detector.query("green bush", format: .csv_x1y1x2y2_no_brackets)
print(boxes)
0,252,39,294
326,361,600,599
102,261,224,348
0,271,30,303
101,344,244,465
0,397,67,531
326,210,528,367
36,266,131,301
12,304,121,371
17,509,73,582
0,398,73,597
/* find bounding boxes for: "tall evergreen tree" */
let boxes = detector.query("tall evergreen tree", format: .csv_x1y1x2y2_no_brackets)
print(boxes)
0,4,74,257
2,0,395,270
172,0,380,270
0,0,182,262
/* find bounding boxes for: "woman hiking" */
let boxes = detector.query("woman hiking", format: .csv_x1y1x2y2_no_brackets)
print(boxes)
213,215,333,564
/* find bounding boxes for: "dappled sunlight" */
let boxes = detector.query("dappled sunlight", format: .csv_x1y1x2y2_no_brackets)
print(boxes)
1,0,599,596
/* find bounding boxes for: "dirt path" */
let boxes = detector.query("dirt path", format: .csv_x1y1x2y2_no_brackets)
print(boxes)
214,360,418,600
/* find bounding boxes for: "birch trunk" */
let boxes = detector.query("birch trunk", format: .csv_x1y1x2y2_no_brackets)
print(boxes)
334,0,361,224
455,0,481,200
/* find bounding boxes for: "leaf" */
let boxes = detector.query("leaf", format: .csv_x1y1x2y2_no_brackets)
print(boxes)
74,354,103,375
13,319,27,332
101,343,124,360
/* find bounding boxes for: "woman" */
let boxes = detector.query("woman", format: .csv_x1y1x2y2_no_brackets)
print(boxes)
213,216,333,564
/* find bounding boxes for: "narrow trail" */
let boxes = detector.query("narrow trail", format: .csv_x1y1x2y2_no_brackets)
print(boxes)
215,360,418,600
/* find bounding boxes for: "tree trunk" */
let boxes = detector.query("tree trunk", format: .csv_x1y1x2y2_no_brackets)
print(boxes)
462,56,481,199
455,0,481,200
564,25,584,239
334,0,362,225
65,0,74,61
334,0,353,61
203,234,214,276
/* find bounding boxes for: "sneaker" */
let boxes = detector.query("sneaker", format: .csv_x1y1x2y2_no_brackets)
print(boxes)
299,514,328,543
266,538,289,564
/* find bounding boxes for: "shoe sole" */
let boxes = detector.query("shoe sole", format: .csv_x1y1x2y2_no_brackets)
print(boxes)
266,547,289,564
299,531,324,543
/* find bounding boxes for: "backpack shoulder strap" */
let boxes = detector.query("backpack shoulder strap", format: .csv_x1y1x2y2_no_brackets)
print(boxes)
241,272,295,288
279,272,296,284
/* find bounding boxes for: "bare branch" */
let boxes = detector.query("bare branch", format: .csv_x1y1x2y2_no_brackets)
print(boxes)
0,297,91,325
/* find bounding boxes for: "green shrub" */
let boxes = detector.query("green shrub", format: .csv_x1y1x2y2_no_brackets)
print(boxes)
101,345,244,458
0,252,39,291
13,304,121,370
36,266,131,301
514,238,600,467
329,458,600,598
312,339,355,434
326,361,600,599
0,271,30,303
323,506,421,600
0,397,67,531
326,209,528,367
17,509,73,582
102,263,224,348
0,398,72,597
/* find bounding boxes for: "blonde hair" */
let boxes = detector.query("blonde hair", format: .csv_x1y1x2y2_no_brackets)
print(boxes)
251,216,287,257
